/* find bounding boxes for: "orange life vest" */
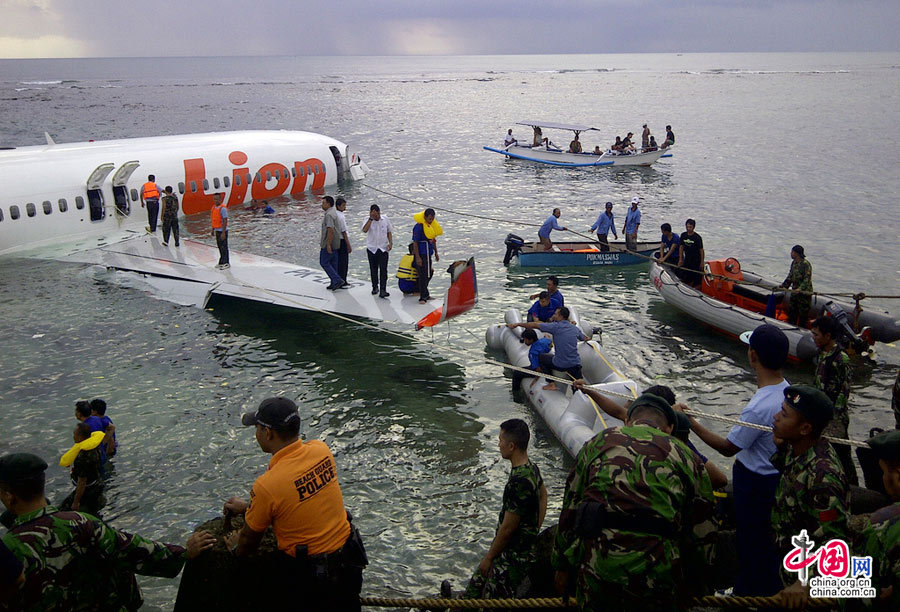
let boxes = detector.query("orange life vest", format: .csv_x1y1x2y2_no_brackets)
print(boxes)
211,204,224,229
142,182,160,200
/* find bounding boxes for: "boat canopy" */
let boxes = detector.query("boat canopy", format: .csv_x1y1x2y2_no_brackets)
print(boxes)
516,120,600,132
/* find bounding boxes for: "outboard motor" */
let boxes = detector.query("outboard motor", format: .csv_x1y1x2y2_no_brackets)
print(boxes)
503,233,525,266
823,301,871,357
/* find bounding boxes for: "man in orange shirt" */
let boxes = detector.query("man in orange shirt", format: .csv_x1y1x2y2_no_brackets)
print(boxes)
224,397,366,610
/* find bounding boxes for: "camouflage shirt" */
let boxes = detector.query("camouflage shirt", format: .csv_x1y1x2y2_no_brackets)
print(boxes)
783,258,813,293
71,446,102,488
551,425,717,610
161,194,180,222
1,505,187,611
498,459,544,559
853,502,900,608
814,345,851,426
770,439,849,563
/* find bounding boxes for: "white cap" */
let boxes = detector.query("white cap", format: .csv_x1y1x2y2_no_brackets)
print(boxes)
631,196,641,204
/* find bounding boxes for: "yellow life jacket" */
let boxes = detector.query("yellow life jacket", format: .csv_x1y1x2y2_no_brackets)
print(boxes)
59,431,105,467
397,254,418,280
413,211,443,239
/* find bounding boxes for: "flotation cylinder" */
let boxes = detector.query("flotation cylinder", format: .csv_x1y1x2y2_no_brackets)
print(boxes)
413,211,443,239
59,431,105,467
397,254,418,280
211,204,224,229
142,182,160,200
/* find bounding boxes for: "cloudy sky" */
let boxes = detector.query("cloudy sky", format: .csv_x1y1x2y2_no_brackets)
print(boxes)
2,0,898,58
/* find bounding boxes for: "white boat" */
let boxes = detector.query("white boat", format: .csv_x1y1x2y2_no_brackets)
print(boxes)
485,307,637,458
483,121,672,168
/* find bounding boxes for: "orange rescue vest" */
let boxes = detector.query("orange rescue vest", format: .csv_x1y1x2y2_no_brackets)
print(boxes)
211,204,224,229
142,182,160,200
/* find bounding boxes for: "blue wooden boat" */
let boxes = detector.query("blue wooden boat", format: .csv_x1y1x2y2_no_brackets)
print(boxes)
506,238,661,267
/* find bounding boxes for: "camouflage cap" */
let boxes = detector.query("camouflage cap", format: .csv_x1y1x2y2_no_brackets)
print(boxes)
783,384,834,428
627,392,677,427
0,453,48,483
868,429,900,462
673,412,692,435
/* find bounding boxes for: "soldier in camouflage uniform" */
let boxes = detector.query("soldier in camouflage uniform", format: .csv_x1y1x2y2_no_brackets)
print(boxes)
811,315,857,485
0,452,215,611
770,386,849,595
457,419,547,606
780,245,813,328
551,393,717,611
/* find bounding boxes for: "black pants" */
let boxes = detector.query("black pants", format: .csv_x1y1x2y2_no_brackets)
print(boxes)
367,249,389,293
215,230,229,265
414,256,432,300
538,352,582,381
732,460,782,596
597,234,609,252
338,239,349,282
162,218,180,245
146,199,159,232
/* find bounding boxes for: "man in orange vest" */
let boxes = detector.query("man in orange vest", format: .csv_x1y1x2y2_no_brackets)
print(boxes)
210,193,229,269
139,175,162,233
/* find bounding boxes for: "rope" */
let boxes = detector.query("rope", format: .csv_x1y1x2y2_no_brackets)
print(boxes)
359,594,839,609
360,183,900,303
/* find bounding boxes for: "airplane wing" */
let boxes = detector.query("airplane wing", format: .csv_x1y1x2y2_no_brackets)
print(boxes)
58,232,476,327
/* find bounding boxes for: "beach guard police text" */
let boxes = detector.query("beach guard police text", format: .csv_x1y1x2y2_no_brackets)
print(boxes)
294,457,336,501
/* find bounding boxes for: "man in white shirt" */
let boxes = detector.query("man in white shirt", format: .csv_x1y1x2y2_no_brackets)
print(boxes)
504,129,517,147
335,197,352,287
361,204,393,298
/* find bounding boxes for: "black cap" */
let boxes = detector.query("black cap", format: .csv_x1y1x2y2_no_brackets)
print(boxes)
0,453,48,483
792,245,805,257
867,430,900,462
241,397,302,433
740,324,789,370
674,412,692,435
627,392,677,427
783,385,834,428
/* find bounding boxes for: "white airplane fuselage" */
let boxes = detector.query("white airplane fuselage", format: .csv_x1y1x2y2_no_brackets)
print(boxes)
0,130,367,256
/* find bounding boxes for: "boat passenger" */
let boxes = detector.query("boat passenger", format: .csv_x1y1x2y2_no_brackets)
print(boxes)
779,245,813,328
504,129,517,148
646,135,659,152
589,202,617,252
641,124,651,150
593,146,602,155
568,134,582,154
530,275,563,309
657,223,680,265
537,209,567,251
622,197,641,251
396,244,419,295
507,306,591,391
610,136,623,152
532,126,543,147
541,137,560,151
527,291,556,322
676,219,705,288
622,132,635,153
662,125,675,148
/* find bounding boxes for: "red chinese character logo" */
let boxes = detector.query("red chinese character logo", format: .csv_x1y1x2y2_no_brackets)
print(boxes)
817,540,849,578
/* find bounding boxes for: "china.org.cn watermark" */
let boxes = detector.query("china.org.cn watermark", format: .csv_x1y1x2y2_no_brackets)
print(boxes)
782,529,876,599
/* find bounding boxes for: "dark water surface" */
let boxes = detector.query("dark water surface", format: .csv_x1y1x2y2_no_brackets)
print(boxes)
1,53,898,609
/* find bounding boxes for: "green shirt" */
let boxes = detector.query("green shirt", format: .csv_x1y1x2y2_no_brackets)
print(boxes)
854,502,900,608
499,459,544,559
814,345,851,424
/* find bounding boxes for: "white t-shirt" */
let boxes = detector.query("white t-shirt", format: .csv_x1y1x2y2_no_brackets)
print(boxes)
336,210,348,235
504,133,516,145
363,216,393,253
727,379,790,476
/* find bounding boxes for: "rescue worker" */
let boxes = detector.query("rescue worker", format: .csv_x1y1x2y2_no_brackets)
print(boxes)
780,245,813,328
58,423,104,515
810,315,856,484
446,419,547,602
770,385,850,601
140,174,162,233
224,397,367,611
211,192,229,269
160,186,180,247
0,452,215,611
396,243,419,295
551,393,717,611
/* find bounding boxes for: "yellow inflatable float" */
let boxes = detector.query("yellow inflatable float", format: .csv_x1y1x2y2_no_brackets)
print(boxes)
413,210,443,239
59,431,105,467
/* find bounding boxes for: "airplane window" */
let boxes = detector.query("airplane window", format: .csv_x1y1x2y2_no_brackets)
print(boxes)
291,167,296,177
267,171,273,181
75,196,85,210
178,182,185,194
213,177,220,189
58,199,68,212
43,200,52,215
0,209,3,222
223,176,230,187
314,165,319,175
190,181,197,193
245,173,251,184
26,203,36,217
255,173,262,184
10,206,19,220
131,189,139,201
203,179,209,190
298,166,305,177
234,175,242,186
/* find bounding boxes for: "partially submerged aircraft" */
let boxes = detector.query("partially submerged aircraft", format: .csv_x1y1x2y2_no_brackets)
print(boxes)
0,130,477,328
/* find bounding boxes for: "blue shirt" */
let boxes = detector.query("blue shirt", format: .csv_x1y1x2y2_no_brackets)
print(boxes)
727,379,790,476
624,207,641,234
548,289,564,309
591,212,617,237
539,321,586,369
528,300,556,322
412,223,434,256
83,415,109,464
660,232,680,258
527,337,552,370
538,215,563,239
98,415,117,451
